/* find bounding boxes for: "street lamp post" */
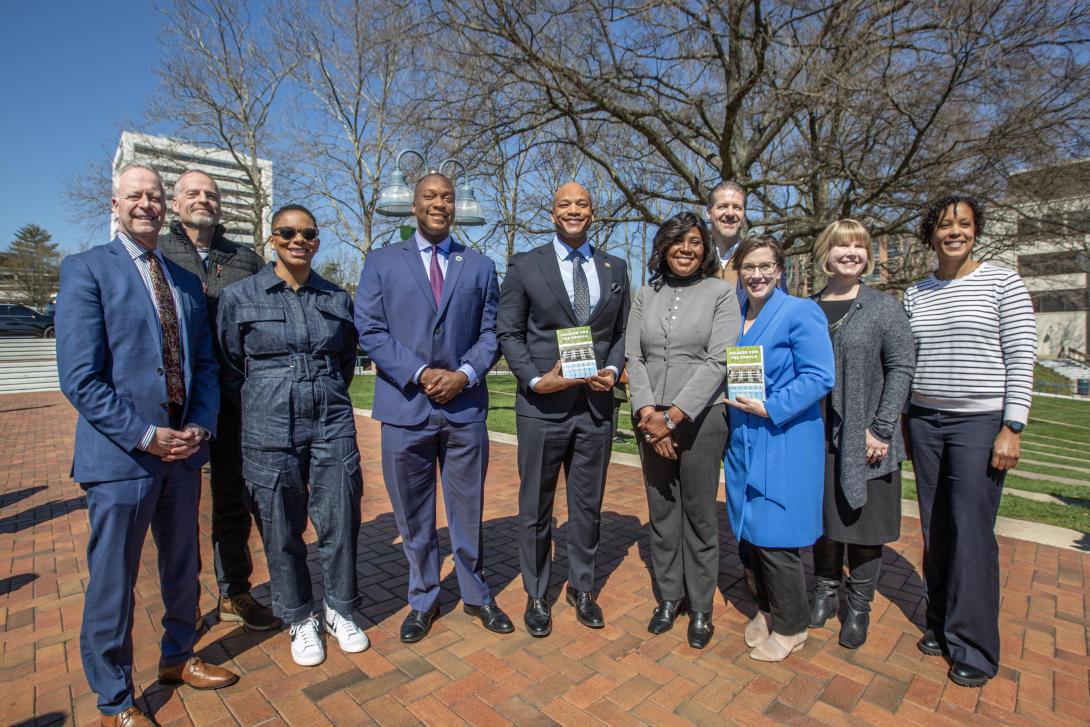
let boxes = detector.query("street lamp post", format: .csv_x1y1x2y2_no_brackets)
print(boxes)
376,149,485,226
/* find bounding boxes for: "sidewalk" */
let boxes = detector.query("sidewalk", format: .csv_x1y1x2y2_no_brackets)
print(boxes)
1,391,1088,726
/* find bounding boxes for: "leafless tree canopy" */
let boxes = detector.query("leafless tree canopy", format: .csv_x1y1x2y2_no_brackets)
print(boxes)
424,0,1090,280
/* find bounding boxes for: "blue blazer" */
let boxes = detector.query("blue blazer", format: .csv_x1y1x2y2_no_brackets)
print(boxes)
57,238,220,483
355,238,500,426
724,288,834,548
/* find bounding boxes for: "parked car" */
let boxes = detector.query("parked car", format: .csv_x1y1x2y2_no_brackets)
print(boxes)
0,304,55,337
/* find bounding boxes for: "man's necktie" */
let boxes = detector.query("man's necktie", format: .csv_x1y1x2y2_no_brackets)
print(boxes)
571,250,591,325
145,252,186,406
429,246,444,306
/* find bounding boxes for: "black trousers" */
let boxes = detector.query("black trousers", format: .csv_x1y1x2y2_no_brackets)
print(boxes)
908,406,1005,677
516,405,612,597
637,405,727,612
752,546,809,635
209,407,254,597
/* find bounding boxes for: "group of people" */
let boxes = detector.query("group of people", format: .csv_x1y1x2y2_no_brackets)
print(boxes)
57,162,1035,726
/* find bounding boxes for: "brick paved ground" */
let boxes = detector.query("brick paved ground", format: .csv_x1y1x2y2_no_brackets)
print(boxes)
1,391,1089,726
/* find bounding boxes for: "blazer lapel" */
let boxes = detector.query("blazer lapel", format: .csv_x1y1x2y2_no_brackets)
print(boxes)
435,240,466,320
738,287,788,345
537,244,578,325
586,250,612,323
400,239,438,315
109,238,161,349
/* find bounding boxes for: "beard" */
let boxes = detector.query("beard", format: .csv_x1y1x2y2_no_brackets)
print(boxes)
186,211,217,228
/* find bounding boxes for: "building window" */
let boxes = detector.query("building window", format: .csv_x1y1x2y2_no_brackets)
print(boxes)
1018,251,1088,277
1031,289,1089,313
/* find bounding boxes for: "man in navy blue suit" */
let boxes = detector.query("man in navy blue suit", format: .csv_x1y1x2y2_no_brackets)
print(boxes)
355,173,514,642
57,163,239,727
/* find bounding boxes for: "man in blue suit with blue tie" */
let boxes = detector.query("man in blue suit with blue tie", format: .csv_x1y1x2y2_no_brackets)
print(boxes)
356,173,514,642
57,163,239,727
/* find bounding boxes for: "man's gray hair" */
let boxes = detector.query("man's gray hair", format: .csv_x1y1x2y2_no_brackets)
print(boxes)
113,162,166,198
705,179,746,208
173,168,220,199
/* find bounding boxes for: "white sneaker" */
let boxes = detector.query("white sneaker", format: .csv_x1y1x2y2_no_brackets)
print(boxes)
289,615,325,666
325,604,370,653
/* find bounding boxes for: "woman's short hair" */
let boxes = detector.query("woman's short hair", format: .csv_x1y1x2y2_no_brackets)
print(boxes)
730,234,785,271
918,194,985,245
647,212,716,289
271,203,317,229
812,219,875,277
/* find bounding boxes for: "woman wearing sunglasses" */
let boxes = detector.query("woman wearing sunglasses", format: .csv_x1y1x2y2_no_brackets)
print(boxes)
217,204,366,667
724,235,834,662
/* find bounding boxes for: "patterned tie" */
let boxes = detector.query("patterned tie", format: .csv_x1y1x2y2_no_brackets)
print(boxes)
571,250,591,325
429,245,444,306
145,252,186,405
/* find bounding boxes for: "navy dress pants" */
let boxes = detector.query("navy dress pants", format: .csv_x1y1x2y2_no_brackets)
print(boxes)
908,406,1005,677
381,413,493,611
80,462,200,715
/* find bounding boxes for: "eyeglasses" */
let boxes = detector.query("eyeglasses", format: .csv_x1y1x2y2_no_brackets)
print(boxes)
273,226,318,241
740,262,779,275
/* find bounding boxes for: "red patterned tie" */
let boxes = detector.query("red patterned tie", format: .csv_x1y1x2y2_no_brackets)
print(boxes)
145,252,186,405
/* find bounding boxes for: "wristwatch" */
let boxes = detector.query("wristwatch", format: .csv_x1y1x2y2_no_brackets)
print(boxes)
662,412,676,431
1003,419,1025,434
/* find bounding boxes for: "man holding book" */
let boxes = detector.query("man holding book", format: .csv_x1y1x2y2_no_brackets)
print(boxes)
498,182,630,636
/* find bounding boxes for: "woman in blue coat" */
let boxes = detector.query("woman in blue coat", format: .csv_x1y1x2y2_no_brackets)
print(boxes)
724,235,834,662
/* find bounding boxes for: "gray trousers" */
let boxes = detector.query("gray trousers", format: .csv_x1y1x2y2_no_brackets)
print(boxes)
637,404,727,612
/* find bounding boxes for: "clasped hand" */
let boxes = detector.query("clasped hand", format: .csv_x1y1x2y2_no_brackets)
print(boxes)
636,406,679,460
147,426,203,462
534,361,615,394
420,367,469,405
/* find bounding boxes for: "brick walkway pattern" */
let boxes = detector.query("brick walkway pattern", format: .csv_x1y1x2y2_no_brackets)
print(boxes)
1,391,1088,726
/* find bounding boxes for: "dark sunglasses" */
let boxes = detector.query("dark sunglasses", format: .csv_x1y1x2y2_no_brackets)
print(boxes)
273,226,318,241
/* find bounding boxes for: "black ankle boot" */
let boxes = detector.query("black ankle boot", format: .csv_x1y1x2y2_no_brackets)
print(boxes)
809,579,839,628
839,606,869,649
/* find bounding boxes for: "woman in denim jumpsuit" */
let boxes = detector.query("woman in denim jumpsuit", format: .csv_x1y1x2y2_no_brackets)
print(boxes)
217,205,366,667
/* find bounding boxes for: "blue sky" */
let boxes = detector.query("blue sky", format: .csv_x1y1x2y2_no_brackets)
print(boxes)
1,2,161,253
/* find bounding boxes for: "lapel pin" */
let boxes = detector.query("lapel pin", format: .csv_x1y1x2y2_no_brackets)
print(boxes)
604,262,611,268
455,255,463,262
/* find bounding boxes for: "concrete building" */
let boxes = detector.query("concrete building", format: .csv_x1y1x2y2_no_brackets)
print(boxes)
112,131,273,252
999,160,1090,360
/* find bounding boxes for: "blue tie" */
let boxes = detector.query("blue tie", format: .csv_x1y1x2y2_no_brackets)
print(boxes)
570,250,590,325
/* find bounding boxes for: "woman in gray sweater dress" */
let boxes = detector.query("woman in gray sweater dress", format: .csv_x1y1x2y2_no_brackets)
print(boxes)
807,220,915,649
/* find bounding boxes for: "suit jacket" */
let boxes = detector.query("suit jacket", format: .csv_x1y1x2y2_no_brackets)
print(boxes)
57,238,220,483
723,288,834,547
355,237,500,426
625,276,739,416
498,241,630,421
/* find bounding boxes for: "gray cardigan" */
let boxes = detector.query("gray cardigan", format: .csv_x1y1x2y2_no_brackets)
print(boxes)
626,276,740,417
814,284,915,509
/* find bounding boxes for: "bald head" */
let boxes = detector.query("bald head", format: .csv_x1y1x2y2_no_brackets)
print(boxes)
551,182,593,248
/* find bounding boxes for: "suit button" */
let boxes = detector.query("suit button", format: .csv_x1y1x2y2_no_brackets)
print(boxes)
157,367,164,376
434,328,443,335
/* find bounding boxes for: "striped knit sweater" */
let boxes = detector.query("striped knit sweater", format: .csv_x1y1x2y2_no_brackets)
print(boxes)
902,262,1036,425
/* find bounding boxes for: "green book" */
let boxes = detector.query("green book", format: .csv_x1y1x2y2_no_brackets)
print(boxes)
726,345,766,401
556,326,597,378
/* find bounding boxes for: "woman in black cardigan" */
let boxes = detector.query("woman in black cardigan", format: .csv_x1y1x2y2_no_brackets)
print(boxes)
808,219,915,648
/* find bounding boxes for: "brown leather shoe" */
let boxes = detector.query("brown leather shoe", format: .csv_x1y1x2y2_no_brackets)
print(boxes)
100,706,155,726
158,656,239,690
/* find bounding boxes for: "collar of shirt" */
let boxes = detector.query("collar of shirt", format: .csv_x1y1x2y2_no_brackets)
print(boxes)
118,231,167,266
717,240,738,268
553,236,593,262
416,231,452,257
257,261,336,293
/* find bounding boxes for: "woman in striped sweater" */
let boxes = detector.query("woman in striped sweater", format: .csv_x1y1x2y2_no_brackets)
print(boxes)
903,194,1036,688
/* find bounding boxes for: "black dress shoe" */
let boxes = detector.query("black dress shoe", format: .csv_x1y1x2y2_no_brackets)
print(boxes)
917,630,944,657
808,581,839,628
400,606,438,643
648,600,685,635
949,661,990,688
566,589,604,629
464,601,514,634
687,612,714,649
524,596,552,637
838,607,869,649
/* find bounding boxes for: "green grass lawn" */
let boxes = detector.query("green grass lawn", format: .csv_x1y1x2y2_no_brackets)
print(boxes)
351,374,1090,532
